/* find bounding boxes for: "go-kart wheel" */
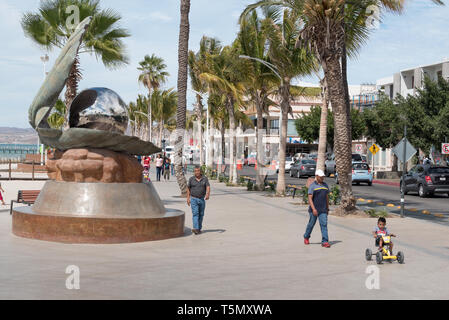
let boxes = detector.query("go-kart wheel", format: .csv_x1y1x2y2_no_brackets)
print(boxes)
376,251,383,264
365,248,372,261
397,251,405,264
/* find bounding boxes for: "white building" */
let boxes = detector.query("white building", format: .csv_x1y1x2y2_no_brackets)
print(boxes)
371,58,449,172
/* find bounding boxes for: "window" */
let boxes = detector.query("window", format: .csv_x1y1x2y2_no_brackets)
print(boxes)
429,167,449,174
412,76,415,89
353,163,369,170
270,119,279,130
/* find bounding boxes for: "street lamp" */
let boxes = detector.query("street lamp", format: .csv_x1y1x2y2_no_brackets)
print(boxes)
189,89,210,166
40,54,49,79
39,54,49,165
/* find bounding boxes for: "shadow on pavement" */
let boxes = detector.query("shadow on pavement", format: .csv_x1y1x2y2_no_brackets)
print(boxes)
200,229,226,234
308,240,342,246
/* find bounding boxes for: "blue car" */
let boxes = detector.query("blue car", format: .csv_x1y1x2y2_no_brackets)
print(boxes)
335,162,373,186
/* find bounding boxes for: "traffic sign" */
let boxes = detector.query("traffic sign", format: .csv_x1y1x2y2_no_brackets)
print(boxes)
369,144,380,155
442,143,449,155
355,144,363,153
393,138,417,163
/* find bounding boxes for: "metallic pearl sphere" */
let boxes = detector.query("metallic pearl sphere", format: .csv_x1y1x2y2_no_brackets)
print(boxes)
69,87,129,134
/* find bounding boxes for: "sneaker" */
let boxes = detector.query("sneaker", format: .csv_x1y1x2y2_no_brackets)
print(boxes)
192,229,199,235
322,242,331,248
304,238,310,245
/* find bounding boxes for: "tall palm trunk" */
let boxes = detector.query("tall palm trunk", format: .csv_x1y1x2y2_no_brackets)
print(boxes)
207,117,214,168
317,78,329,172
227,96,237,184
148,90,153,143
64,55,81,128
195,95,204,165
175,0,190,196
276,81,290,196
159,120,164,147
322,57,356,212
255,97,265,190
220,119,225,176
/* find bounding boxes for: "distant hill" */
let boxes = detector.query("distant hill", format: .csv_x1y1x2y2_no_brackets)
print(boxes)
0,127,38,144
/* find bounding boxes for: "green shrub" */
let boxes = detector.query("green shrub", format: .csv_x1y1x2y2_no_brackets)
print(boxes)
298,186,309,204
366,208,389,218
268,181,276,192
329,185,341,205
247,180,254,191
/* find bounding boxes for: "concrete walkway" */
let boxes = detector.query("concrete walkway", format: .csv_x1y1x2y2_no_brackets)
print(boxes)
0,174,448,299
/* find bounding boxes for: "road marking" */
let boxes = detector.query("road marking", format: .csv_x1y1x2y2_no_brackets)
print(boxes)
422,210,431,215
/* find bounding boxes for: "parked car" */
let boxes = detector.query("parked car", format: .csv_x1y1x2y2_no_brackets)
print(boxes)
335,162,373,186
352,153,363,162
325,154,336,176
305,153,318,161
290,159,317,178
400,165,449,198
276,156,295,173
245,154,257,166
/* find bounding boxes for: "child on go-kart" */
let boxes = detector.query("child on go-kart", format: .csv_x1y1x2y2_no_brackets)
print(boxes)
372,217,396,252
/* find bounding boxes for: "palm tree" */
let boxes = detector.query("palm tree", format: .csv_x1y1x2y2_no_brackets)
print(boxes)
188,51,206,165
21,0,130,124
237,10,279,190
208,93,228,174
47,99,67,129
138,54,169,143
200,45,246,185
175,0,191,196
261,9,317,195
243,0,444,211
190,36,223,168
152,89,178,147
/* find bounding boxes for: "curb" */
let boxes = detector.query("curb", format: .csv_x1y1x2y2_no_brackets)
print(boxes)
373,180,400,187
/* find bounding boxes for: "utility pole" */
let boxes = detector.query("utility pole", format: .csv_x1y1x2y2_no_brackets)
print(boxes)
400,124,407,218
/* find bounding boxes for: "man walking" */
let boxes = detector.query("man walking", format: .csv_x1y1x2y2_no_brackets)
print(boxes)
187,166,210,235
304,169,331,248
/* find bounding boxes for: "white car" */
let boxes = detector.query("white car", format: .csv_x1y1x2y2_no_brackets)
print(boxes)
276,156,295,173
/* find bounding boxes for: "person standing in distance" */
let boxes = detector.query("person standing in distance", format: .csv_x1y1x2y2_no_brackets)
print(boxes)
187,166,210,235
304,169,331,248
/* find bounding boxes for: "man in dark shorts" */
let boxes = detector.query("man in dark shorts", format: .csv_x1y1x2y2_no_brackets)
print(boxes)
187,166,211,235
303,169,331,248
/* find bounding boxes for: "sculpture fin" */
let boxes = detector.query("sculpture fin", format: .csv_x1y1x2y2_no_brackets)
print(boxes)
28,17,92,129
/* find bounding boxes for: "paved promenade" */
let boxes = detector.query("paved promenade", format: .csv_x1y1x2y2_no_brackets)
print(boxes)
0,173,448,299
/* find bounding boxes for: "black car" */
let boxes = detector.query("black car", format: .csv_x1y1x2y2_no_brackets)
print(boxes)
400,165,449,198
290,159,317,178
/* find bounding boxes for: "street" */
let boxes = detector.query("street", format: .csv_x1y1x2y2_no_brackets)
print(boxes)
237,166,449,226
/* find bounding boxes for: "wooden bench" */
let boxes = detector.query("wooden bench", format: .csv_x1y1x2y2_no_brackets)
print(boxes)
10,190,40,215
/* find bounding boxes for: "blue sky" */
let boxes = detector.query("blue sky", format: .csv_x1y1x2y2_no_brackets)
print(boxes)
1,0,449,128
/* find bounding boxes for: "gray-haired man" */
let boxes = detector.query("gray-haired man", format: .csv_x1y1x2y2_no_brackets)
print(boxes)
187,166,210,235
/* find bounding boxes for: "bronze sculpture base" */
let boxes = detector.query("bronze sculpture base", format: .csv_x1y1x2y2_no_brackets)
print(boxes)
11,181,185,244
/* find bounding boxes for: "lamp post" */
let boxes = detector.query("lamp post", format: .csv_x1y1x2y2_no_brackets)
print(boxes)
39,54,49,165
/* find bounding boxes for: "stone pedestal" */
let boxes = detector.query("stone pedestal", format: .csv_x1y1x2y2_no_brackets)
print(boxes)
12,149,185,244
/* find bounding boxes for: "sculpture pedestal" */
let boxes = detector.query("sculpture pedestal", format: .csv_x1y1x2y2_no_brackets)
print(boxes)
12,181,185,244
